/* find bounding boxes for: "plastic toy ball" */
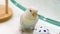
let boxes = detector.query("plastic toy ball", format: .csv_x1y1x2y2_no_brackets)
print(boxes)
33,26,50,34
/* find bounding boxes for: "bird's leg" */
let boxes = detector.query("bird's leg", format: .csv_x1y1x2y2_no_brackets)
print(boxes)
21,28,33,34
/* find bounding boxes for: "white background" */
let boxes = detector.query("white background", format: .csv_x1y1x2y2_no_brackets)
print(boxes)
0,0,60,34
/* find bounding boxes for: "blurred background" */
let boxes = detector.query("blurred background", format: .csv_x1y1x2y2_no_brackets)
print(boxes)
0,0,60,34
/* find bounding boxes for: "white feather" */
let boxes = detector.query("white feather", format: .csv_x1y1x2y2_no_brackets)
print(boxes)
20,8,38,29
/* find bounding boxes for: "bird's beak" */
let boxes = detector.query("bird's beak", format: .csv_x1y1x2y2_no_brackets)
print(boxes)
32,12,37,17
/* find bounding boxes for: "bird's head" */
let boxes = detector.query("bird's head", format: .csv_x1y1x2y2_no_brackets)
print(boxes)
25,7,38,18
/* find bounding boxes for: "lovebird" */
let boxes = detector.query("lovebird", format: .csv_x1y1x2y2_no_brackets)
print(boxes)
20,7,38,33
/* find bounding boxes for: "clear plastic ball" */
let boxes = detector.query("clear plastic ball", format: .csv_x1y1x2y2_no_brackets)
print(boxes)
33,26,49,34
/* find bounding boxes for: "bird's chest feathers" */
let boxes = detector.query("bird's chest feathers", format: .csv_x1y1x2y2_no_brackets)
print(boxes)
23,15,36,25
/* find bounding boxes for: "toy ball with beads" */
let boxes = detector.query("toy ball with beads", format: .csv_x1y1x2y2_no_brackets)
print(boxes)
33,26,49,34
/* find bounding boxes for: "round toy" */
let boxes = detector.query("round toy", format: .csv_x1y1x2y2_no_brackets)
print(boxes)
33,26,49,34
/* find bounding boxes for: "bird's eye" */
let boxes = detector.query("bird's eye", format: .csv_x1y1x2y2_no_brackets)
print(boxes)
30,9,32,12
